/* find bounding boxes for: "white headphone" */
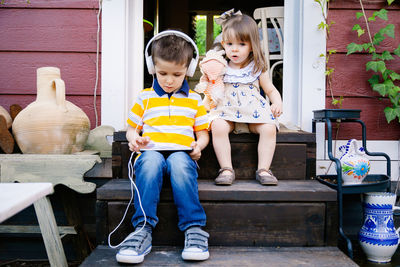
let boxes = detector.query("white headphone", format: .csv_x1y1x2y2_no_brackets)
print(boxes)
145,30,199,77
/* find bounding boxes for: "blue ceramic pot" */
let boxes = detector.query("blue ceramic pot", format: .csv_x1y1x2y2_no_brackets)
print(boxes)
359,192,400,263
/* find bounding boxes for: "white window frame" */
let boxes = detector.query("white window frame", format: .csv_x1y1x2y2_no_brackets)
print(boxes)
101,0,326,132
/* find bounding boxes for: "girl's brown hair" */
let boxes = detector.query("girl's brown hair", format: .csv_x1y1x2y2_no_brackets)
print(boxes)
222,14,267,74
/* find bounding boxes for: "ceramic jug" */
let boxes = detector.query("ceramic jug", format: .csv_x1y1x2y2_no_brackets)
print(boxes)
12,67,90,154
338,139,370,185
359,192,400,263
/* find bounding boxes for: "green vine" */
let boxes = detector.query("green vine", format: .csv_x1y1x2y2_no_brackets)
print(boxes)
346,0,400,123
315,0,343,107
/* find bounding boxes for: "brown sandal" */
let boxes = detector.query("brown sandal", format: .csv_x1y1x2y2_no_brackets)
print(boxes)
256,169,278,185
215,167,235,185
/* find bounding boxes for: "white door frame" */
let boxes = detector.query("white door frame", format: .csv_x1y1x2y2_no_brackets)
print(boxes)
101,0,143,131
101,0,326,132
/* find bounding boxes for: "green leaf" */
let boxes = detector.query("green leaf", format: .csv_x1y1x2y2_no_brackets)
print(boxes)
356,12,363,19
384,106,400,123
328,49,337,55
362,43,372,51
366,61,386,73
390,72,400,81
388,0,395,4
373,32,385,45
372,53,381,60
383,69,391,80
372,79,394,96
375,9,388,21
388,85,400,98
368,75,380,86
381,51,394,60
380,24,395,38
352,24,362,31
346,43,363,55
394,44,400,57
318,21,326,30
325,67,334,76
394,90,400,106
352,24,365,37
369,46,376,53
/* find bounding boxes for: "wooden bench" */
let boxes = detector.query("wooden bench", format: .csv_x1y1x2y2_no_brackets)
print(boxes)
0,154,101,261
0,182,67,267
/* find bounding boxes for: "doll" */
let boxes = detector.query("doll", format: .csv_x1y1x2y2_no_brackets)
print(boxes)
194,49,227,110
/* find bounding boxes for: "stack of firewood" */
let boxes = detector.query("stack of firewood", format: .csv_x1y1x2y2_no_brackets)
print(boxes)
0,104,22,154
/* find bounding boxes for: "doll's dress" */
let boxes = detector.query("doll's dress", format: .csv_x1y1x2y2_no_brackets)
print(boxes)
209,61,279,129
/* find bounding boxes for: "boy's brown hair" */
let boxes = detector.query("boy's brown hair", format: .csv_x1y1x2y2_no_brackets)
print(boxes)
151,35,194,68
222,14,267,74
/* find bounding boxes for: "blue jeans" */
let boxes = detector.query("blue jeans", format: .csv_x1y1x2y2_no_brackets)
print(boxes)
131,151,206,231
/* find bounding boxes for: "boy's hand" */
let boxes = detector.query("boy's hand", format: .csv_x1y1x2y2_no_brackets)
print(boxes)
128,136,150,152
189,141,202,161
270,103,283,118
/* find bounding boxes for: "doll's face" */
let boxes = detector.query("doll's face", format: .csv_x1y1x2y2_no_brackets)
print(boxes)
201,59,226,79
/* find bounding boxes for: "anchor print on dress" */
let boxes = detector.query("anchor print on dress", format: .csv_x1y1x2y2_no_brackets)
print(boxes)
253,110,260,119
233,83,239,88
231,91,237,97
270,114,276,120
219,111,225,117
235,110,242,118
260,99,266,108
241,91,246,97
249,85,254,90
238,100,242,106
226,101,232,107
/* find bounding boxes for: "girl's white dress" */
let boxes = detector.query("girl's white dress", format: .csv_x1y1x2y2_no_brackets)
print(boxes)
209,61,279,129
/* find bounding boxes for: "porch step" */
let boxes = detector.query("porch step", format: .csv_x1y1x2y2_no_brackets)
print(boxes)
81,245,357,267
112,130,316,180
96,179,337,247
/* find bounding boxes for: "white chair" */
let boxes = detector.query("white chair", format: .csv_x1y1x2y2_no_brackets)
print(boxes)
253,7,284,79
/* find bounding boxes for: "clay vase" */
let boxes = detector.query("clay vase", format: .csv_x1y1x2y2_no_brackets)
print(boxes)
338,139,370,185
359,192,400,263
12,67,90,154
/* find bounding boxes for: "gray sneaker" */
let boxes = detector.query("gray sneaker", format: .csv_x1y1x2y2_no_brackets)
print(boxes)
116,225,152,264
181,227,210,261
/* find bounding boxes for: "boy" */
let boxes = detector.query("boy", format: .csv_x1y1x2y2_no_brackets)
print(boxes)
116,30,210,264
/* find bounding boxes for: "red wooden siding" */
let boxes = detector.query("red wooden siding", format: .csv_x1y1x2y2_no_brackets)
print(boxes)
0,0,101,129
327,1,400,140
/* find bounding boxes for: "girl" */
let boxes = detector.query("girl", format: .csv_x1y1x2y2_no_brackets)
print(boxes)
209,10,283,186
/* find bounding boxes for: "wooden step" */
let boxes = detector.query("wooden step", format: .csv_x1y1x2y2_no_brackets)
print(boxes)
82,245,357,267
96,179,337,247
112,130,316,180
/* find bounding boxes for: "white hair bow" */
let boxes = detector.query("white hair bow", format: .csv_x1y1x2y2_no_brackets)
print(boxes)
215,9,242,25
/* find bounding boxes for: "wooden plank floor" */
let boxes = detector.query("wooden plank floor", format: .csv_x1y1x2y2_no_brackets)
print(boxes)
81,245,357,267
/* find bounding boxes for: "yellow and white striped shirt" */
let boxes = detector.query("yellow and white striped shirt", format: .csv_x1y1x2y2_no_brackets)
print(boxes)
127,79,209,150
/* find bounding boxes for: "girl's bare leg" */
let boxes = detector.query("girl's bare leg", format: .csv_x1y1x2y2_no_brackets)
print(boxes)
211,119,234,175
249,123,276,175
